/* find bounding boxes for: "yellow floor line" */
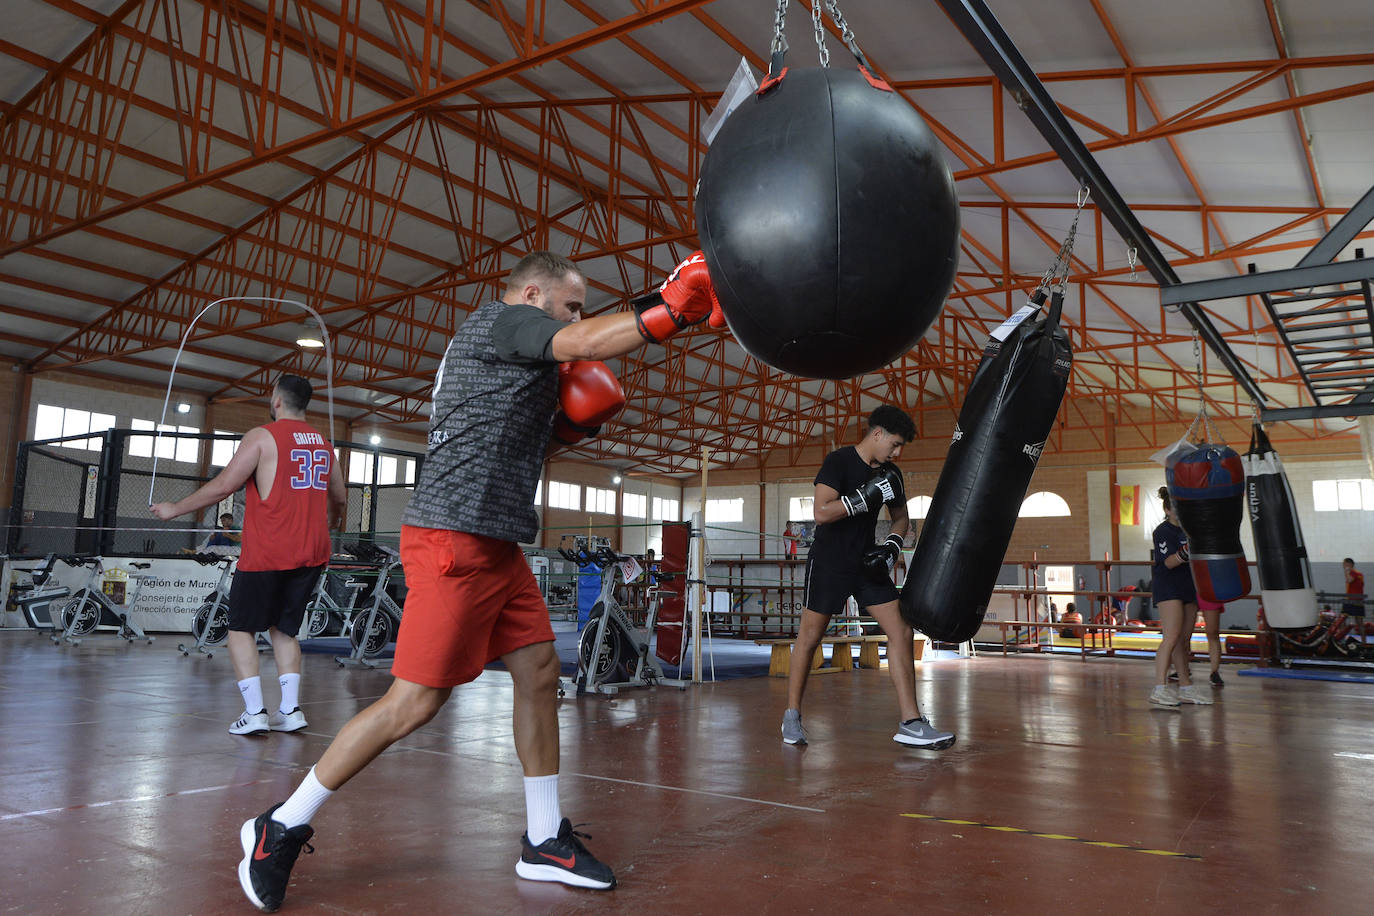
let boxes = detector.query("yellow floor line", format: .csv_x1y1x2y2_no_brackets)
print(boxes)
901,813,1202,860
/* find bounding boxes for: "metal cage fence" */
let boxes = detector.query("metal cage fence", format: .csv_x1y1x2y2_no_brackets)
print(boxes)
7,430,423,557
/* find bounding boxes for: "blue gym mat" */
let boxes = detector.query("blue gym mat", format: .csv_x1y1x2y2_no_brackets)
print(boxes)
1237,667,1374,684
301,626,775,680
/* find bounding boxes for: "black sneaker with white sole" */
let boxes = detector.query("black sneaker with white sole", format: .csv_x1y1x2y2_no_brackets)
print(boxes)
238,803,315,912
515,818,616,890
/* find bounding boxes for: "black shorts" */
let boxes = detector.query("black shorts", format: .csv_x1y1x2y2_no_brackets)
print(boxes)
229,566,324,636
802,554,898,617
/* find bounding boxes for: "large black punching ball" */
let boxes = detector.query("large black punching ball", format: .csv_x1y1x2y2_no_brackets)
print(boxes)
695,67,960,380
1243,422,1317,627
901,290,1072,642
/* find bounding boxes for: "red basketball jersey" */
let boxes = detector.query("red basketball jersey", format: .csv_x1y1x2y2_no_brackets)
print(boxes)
238,419,333,572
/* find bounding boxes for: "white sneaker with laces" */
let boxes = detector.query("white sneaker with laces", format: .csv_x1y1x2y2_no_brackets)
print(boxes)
230,709,270,735
269,708,308,732
1149,685,1180,707
1178,685,1214,705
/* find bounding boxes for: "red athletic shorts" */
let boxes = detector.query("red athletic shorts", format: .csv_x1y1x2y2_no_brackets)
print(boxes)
392,525,554,688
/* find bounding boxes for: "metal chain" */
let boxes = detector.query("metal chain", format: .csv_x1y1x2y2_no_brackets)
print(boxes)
1193,329,1211,434
770,0,789,57
824,0,857,47
811,0,830,67
1040,182,1091,293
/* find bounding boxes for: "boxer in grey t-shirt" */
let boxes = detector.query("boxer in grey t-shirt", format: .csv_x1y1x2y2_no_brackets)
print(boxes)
235,250,720,911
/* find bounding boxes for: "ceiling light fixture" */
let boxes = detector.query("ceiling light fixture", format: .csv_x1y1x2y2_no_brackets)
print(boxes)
295,320,324,349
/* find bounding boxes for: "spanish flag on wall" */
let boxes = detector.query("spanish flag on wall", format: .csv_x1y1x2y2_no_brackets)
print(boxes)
1113,484,1141,526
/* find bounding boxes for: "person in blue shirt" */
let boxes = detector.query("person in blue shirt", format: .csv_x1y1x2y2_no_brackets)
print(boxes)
202,513,241,550
1148,487,1211,708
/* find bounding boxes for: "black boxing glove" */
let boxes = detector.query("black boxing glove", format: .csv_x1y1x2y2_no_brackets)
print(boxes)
840,464,903,517
861,533,905,582
1177,542,1190,564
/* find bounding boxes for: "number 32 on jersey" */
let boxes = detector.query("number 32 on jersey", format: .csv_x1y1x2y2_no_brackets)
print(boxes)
288,448,331,490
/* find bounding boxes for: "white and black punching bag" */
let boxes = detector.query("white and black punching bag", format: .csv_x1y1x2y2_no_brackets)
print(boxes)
1243,422,1317,627
901,289,1072,642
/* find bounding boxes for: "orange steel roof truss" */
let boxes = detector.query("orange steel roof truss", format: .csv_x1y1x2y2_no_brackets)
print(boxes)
1,0,1372,475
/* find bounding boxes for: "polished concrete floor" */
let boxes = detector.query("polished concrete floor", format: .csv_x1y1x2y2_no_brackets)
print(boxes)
2,628,1372,915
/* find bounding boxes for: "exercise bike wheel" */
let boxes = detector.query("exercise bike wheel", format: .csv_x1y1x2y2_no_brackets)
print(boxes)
304,603,331,639
348,611,394,658
58,592,100,638
576,615,632,688
192,601,230,647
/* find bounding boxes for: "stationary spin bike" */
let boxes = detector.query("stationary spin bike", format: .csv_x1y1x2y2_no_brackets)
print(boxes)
52,556,155,645
178,553,237,657
9,554,72,629
559,536,682,695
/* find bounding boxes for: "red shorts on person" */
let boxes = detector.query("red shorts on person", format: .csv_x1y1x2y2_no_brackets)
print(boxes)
392,525,555,688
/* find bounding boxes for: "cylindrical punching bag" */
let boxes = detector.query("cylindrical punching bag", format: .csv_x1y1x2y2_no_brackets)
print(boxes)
1167,445,1251,603
1242,423,1317,627
901,290,1072,642
695,66,960,380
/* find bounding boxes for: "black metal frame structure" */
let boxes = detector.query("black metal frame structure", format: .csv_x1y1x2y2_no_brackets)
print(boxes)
1163,187,1374,422
940,0,1374,425
936,0,1269,410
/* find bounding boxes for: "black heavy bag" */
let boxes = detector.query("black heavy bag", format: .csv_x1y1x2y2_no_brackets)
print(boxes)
695,65,959,380
1242,422,1317,627
901,290,1072,642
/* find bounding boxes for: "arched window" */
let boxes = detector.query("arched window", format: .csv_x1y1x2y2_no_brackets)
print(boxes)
907,495,932,520
1020,491,1071,517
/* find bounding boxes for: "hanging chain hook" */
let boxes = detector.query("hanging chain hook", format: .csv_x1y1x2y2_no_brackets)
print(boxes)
1126,246,1138,282
811,0,830,67
1040,182,1092,294
1192,328,1212,438
770,0,789,57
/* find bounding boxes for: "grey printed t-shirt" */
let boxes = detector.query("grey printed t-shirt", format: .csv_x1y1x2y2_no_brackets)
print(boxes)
402,299,565,543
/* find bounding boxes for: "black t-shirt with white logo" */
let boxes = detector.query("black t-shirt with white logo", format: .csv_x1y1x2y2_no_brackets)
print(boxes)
810,446,904,573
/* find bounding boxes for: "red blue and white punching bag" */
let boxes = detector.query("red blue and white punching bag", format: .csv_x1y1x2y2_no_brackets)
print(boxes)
1242,423,1317,627
1167,445,1251,603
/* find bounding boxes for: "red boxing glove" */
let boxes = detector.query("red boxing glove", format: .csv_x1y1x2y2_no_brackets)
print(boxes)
707,285,727,329
636,251,718,343
551,360,625,446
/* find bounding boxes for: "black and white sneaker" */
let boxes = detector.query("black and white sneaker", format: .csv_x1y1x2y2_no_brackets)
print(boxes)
230,710,270,736
515,818,616,890
238,804,315,912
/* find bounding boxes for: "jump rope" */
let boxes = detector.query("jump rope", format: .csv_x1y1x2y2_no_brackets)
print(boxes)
147,297,336,513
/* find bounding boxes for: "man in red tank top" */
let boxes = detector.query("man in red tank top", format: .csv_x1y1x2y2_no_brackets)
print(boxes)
152,375,346,736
